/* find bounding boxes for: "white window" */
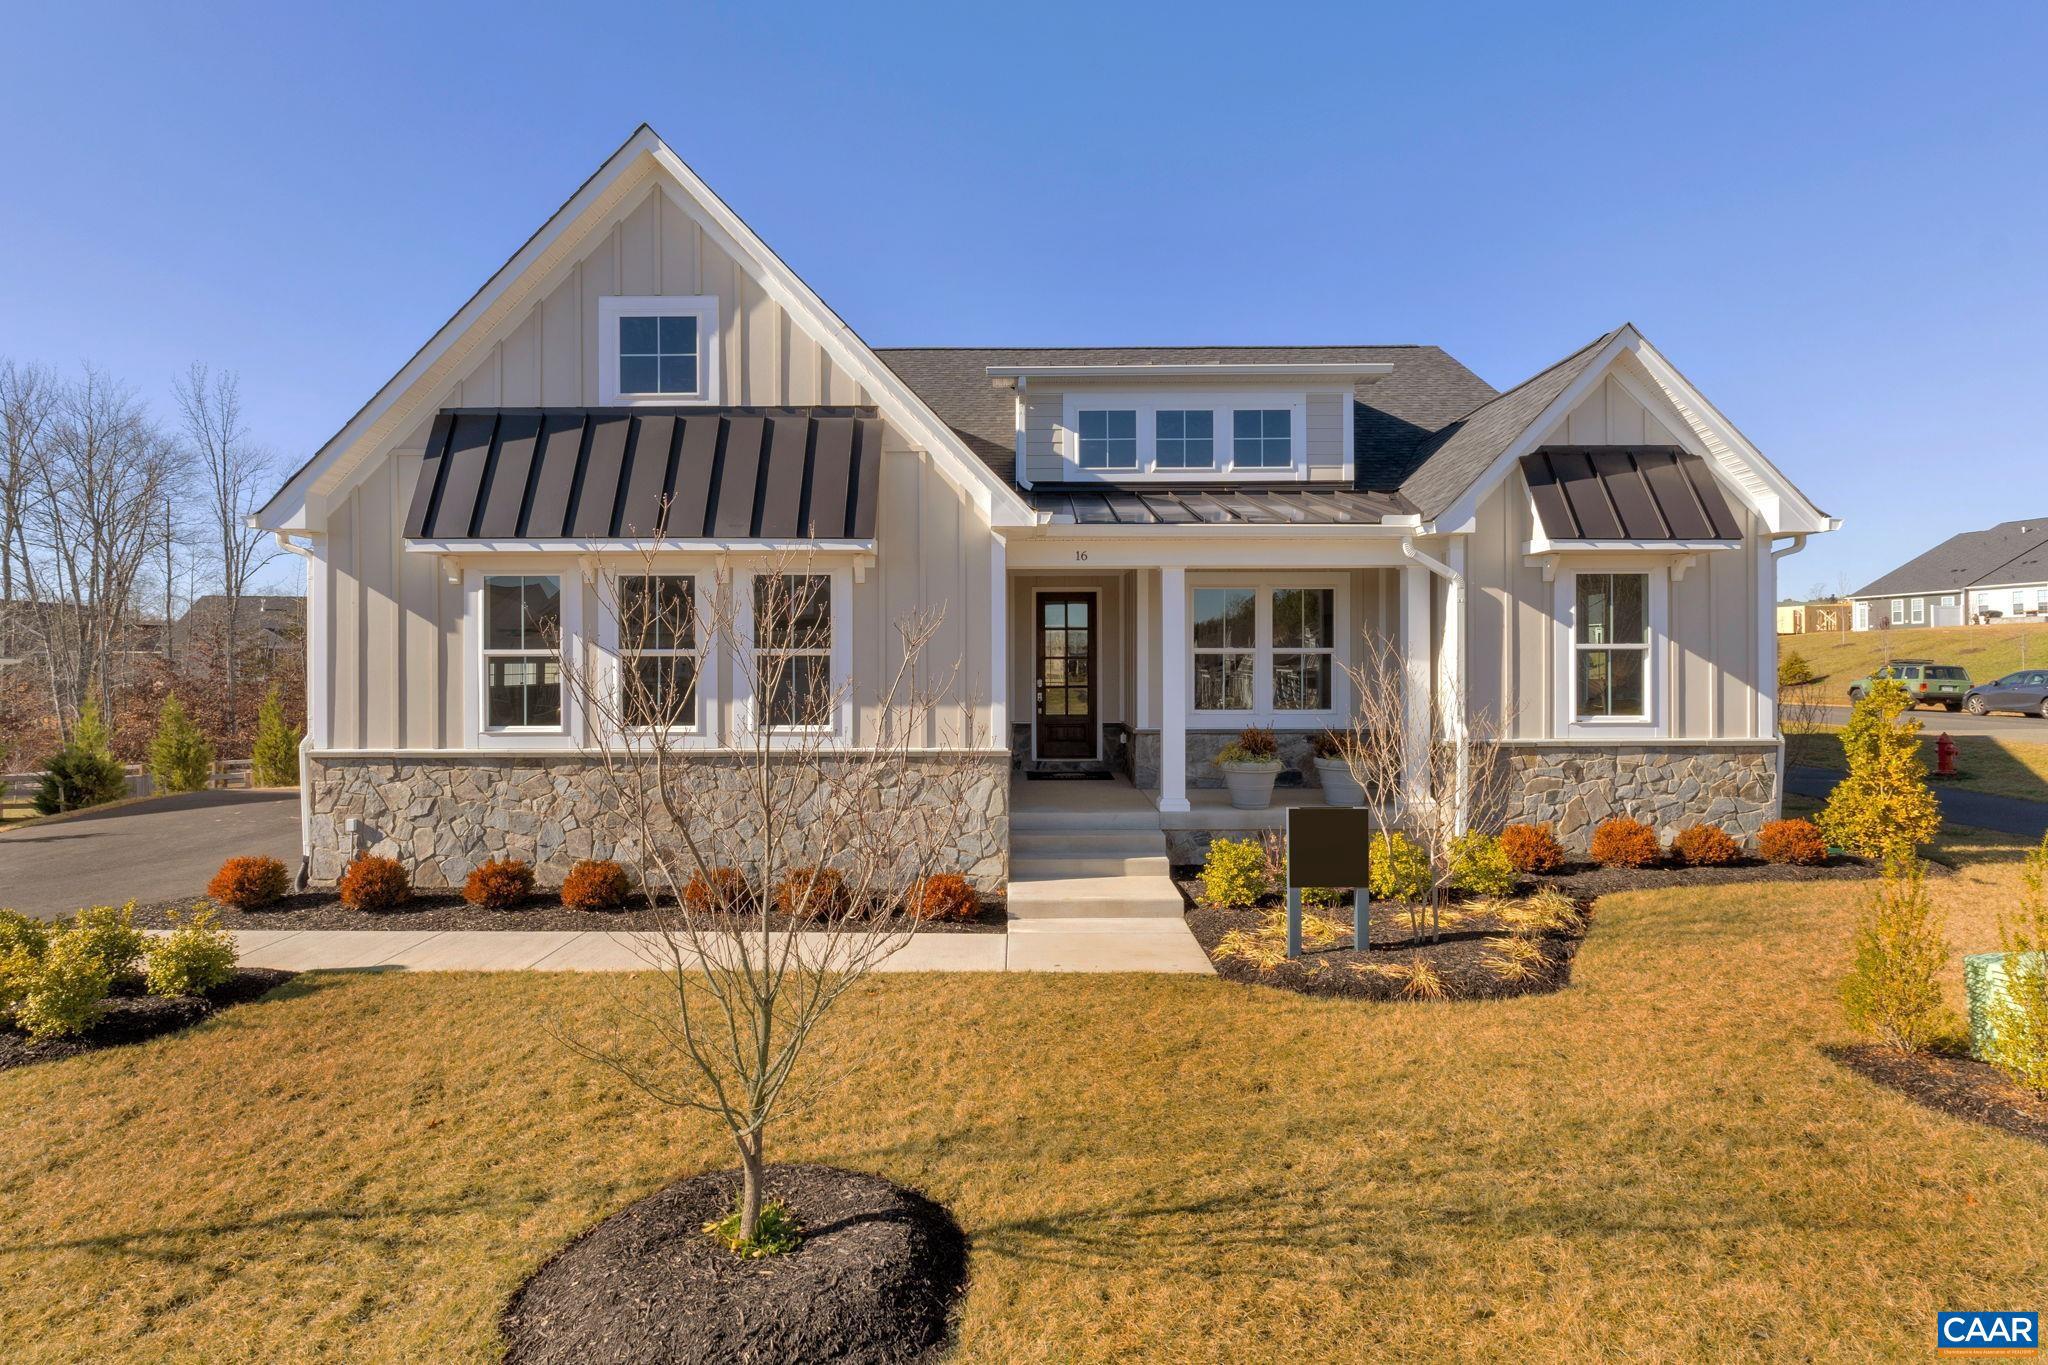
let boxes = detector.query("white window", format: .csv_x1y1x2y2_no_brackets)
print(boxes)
617,574,700,730
1910,597,1925,624
1890,599,1905,625
1190,581,1343,718
753,573,835,730
1154,410,1214,469
1231,409,1292,469
2035,588,2047,610
1077,410,1138,469
482,575,563,730
2016,590,2028,615
1573,573,1649,720
597,295,720,405
1941,595,1957,607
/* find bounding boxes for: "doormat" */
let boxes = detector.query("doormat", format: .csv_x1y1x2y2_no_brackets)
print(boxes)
1024,769,1114,781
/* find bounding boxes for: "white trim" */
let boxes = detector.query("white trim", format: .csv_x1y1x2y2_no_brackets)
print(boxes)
1135,568,1152,730
1028,587,1103,763
408,538,875,556
594,567,718,746
1158,567,1188,813
1056,390,1324,483
304,538,331,749
467,569,586,750
988,362,1393,381
1553,562,1668,740
989,535,1008,745
1181,573,1350,727
733,565,854,745
596,295,721,406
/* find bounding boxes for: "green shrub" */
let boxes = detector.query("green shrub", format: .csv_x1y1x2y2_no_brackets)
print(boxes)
33,746,126,815
72,700,114,762
13,931,113,1040
1819,678,1940,863
1201,837,1271,908
1449,831,1517,896
703,1197,803,1258
148,693,214,794
0,910,52,1020
145,908,239,997
59,902,147,982
1369,831,1432,903
1778,650,1816,687
249,686,303,787
1842,859,1952,1054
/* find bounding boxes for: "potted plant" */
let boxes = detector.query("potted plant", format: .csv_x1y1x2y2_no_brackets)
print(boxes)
1309,729,1363,806
1215,725,1284,810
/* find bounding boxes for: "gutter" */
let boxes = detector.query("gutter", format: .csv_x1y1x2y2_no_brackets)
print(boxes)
1400,536,1470,834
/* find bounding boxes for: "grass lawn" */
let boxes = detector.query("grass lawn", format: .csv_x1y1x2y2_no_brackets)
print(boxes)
5,836,2048,1360
1790,727,2048,804
1783,620,2048,690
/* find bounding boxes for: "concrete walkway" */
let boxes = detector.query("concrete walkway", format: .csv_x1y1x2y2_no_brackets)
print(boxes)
1786,765,2048,840
226,920,1214,974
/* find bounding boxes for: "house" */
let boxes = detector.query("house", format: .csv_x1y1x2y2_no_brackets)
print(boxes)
252,126,1836,889
1849,520,2048,630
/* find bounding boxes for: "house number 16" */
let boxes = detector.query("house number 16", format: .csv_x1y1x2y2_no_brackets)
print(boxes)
1074,551,1088,562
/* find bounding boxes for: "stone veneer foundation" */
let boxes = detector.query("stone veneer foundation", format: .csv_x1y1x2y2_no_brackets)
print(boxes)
306,751,1011,891
1495,742,1780,849
1131,729,1324,791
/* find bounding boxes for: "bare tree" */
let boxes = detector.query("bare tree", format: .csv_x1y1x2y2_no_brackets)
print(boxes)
176,364,278,741
555,544,981,1244
0,360,59,608
1339,635,1519,941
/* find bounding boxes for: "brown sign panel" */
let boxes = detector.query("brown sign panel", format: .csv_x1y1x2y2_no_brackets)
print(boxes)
1286,806,1372,889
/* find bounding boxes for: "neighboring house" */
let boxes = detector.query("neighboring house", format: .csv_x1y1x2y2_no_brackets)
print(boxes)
252,126,1836,887
1849,520,2048,630
1776,599,1849,635
172,594,305,657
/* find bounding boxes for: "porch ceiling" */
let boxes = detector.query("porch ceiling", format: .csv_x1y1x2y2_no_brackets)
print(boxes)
1029,484,1414,526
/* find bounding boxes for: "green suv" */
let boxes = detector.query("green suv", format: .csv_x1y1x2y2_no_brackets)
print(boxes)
1844,659,1969,711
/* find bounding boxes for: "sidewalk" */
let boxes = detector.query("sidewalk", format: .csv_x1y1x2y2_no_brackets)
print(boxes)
226,919,1214,975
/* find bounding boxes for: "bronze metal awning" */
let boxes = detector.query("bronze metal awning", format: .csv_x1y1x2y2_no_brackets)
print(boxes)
1028,485,1413,526
1519,446,1742,541
403,406,884,542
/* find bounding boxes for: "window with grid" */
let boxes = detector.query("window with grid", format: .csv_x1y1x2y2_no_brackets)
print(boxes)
1154,410,1214,469
1271,588,1334,710
1193,588,1257,711
754,574,833,729
483,576,562,729
1574,572,1648,719
1231,409,1292,469
617,314,699,397
1076,410,1137,469
618,574,698,728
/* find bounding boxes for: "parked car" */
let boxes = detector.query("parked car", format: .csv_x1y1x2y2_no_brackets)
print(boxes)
1964,670,2048,717
1845,660,1970,710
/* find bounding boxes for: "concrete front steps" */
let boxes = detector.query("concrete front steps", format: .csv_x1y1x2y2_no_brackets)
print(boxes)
1009,809,1185,920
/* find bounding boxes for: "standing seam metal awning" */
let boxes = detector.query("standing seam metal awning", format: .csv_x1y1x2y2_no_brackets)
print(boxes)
1027,485,1414,526
1518,446,1743,541
403,407,884,541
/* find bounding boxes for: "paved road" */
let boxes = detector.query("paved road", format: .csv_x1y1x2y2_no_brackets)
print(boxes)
0,790,300,921
1814,705,2048,739
1785,766,2048,841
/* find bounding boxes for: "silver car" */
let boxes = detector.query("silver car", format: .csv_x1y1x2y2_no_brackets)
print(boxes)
1964,670,2048,717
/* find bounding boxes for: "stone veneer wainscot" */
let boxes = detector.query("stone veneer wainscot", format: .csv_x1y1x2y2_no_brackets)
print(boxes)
1495,742,1780,849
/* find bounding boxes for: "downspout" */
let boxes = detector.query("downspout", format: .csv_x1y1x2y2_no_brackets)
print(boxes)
1768,532,1812,817
273,532,317,887
1400,536,1469,834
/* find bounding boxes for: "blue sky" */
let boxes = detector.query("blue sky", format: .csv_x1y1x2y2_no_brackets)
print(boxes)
3,1,2043,596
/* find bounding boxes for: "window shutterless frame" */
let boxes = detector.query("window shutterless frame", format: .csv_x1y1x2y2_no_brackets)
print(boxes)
734,566,854,742
1185,573,1348,722
465,566,585,749
1056,391,1319,482
1553,563,1667,738
596,569,715,744
596,295,721,405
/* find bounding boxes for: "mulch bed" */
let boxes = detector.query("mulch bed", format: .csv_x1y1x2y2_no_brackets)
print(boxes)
1532,854,1883,897
1830,1044,2048,1149
131,893,1007,934
0,968,297,1072
502,1163,967,1365
1179,884,1590,1002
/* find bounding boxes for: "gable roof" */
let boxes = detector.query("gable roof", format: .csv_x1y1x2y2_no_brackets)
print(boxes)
874,346,1495,488
1852,519,2048,599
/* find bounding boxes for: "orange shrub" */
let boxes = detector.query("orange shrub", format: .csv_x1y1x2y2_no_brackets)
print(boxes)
682,866,753,914
908,873,979,923
338,855,411,912
1671,823,1741,867
561,859,630,912
1499,823,1566,875
775,866,850,920
1759,817,1828,866
463,857,534,910
207,854,291,909
1588,817,1661,869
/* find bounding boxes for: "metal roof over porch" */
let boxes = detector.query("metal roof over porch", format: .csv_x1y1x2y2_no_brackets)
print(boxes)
1028,484,1414,526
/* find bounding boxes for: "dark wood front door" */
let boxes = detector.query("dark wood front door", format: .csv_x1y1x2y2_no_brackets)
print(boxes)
1035,592,1097,759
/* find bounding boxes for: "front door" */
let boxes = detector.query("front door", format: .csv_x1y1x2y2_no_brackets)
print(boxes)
1035,592,1097,760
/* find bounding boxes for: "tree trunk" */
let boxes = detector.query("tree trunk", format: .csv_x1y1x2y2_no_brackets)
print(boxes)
737,1128,765,1243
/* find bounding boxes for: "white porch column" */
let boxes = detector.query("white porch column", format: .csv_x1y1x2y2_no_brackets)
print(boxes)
1400,563,1432,809
1158,565,1189,812
989,534,1007,749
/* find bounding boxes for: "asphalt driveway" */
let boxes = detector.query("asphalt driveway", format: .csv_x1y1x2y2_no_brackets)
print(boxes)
0,790,300,921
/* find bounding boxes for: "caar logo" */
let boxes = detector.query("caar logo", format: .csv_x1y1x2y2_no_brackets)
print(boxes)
1939,1312,2039,1354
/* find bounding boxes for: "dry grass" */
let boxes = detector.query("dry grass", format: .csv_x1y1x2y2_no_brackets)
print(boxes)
4,832,2048,1360
1783,619,2048,690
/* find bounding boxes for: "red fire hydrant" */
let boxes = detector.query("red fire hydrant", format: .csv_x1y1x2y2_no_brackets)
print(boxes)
1935,732,1958,779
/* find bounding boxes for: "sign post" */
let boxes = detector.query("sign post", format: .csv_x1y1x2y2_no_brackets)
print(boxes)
1283,805,1373,958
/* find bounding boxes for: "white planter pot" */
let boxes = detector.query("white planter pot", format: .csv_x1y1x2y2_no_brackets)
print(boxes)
1314,756,1363,806
1219,760,1283,810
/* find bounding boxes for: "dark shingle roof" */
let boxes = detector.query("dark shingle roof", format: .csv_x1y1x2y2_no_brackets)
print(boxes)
1853,520,2048,599
874,346,1496,490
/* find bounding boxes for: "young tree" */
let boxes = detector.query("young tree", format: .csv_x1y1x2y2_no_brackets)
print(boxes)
556,546,981,1248
249,684,302,787
175,364,278,744
1987,835,2048,1096
1818,678,1941,863
1842,859,1952,1054
148,693,214,794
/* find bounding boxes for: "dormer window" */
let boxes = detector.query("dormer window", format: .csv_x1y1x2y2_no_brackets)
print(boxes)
1056,393,1315,481
1232,410,1292,469
1077,409,1138,469
597,295,721,405
1155,410,1214,469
